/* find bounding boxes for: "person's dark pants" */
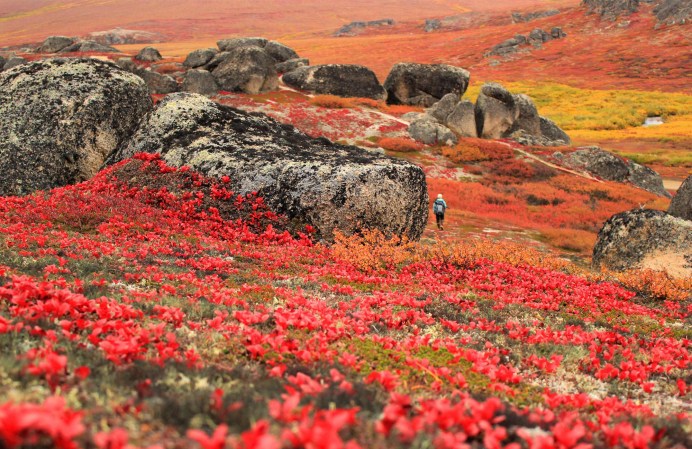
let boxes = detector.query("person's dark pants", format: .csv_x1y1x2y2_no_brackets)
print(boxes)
436,213,444,229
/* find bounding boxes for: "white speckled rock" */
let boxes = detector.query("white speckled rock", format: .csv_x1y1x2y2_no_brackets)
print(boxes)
108,93,429,241
0,58,152,196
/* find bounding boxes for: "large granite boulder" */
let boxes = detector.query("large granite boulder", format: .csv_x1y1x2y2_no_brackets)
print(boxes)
508,94,541,136
282,65,386,100
593,209,691,278
0,58,152,196
183,48,218,68
384,63,470,107
474,83,519,139
264,41,299,62
217,37,268,52
555,147,669,196
107,93,428,240
408,116,458,146
211,46,278,94
426,93,459,123
181,69,220,95
668,176,691,220
37,36,76,53
135,47,162,62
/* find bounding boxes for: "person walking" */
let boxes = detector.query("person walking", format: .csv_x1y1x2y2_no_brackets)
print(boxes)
433,193,447,230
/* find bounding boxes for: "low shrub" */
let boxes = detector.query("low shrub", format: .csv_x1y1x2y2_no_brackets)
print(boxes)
378,137,424,153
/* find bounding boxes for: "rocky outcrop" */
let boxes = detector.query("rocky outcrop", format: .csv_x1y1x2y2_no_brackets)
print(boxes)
335,19,395,36
60,40,119,53
135,47,162,62
511,10,560,22
488,28,566,57
181,69,220,95
409,116,458,146
508,94,541,136
553,147,670,196
424,19,442,32
668,176,692,220
593,209,691,278
211,46,278,94
283,65,386,100
0,58,152,196
540,117,571,145
183,48,218,68
37,36,75,53
446,100,477,138
264,41,299,62
107,93,428,241
654,0,692,25
582,0,640,19
384,63,470,107
217,37,268,52
87,28,163,45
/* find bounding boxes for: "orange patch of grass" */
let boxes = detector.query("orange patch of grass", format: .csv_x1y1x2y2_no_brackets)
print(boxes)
378,137,424,153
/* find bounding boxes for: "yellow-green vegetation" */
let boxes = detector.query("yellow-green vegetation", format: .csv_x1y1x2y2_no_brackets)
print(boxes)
466,82,692,136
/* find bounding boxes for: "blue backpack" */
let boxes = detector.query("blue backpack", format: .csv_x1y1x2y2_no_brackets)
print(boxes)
433,199,445,214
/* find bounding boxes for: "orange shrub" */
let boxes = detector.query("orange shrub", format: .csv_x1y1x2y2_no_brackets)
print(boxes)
331,229,417,273
379,104,425,116
309,95,355,108
541,229,597,254
613,269,692,302
441,139,514,164
378,137,424,153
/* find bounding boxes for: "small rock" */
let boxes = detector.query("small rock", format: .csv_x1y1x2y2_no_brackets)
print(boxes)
183,48,218,68
217,37,268,52
138,69,179,94
427,93,459,122
181,69,220,95
3,56,27,71
135,46,162,62
446,100,477,138
275,58,309,73
264,40,299,62
115,57,137,72
37,36,75,53
539,116,571,145
409,117,458,146
667,175,691,220
60,40,119,53
424,18,442,32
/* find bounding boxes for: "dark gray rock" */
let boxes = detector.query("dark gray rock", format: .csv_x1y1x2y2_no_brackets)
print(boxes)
558,147,630,181
181,69,219,95
107,93,428,241
427,93,459,122
282,64,386,100
474,83,518,139
384,63,470,106
508,94,541,136
582,0,640,19
593,208,691,277
512,10,560,22
183,48,218,68
654,0,692,25
3,57,26,71
275,58,309,73
446,100,477,138
115,57,137,72
335,19,394,36
668,176,692,220
409,117,458,146
0,56,5,72
424,19,442,32
201,51,232,72
217,37,268,52
626,160,671,198
60,40,119,53
0,58,152,196
540,116,571,145
87,28,163,45
551,27,567,38
529,28,552,43
264,40,299,62
211,46,278,94
37,36,75,53
135,46,162,62
138,69,178,94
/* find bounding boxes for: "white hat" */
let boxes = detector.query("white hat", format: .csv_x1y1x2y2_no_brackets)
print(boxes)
437,194,443,199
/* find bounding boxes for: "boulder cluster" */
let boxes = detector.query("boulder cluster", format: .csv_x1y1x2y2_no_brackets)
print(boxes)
406,83,571,147
582,0,691,24
511,10,561,22
488,27,566,57
334,19,395,36
0,58,428,241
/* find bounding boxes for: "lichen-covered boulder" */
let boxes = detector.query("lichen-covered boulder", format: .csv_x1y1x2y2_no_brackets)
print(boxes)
427,93,459,123
668,176,692,220
474,83,519,139
0,58,152,196
107,93,428,240
135,46,162,62
264,41,299,62
60,40,119,53
37,36,75,53
282,64,386,100
384,63,470,106
3,57,27,71
276,58,309,73
593,208,692,278
508,94,541,136
217,37,268,52
626,160,671,198
183,48,218,68
408,117,458,146
181,69,220,95
211,46,278,94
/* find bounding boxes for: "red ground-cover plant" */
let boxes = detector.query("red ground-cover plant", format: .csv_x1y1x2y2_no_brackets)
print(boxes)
0,155,689,448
